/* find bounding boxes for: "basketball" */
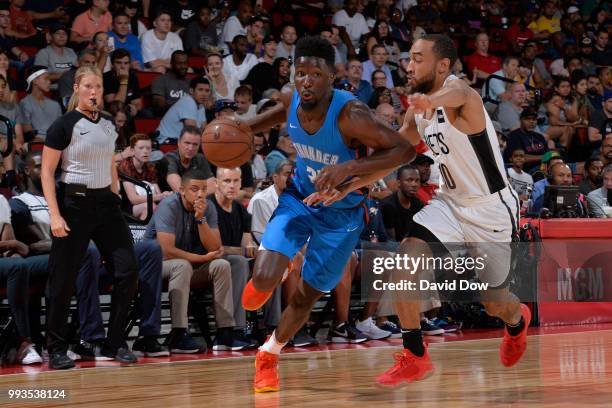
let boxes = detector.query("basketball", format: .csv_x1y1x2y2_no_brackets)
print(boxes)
201,117,254,168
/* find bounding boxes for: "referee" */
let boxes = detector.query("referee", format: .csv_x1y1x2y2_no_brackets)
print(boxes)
41,66,139,369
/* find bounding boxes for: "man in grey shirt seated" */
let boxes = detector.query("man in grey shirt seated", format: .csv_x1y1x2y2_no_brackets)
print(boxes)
18,66,62,143
33,25,77,84
150,50,190,116
143,169,251,351
494,82,527,133
587,164,612,218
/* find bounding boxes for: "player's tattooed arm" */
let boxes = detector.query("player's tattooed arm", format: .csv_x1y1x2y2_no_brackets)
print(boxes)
313,100,415,193
244,83,294,134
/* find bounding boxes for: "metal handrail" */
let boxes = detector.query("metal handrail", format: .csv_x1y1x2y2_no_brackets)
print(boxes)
118,171,154,224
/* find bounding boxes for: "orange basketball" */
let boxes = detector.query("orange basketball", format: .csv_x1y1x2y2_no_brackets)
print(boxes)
201,117,254,168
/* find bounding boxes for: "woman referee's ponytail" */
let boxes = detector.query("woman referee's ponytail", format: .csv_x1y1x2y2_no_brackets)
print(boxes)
67,66,103,111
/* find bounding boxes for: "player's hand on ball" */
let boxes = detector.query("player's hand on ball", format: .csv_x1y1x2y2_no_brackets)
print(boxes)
408,93,432,114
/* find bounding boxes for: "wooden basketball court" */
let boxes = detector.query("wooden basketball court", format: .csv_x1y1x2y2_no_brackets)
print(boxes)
1,327,610,407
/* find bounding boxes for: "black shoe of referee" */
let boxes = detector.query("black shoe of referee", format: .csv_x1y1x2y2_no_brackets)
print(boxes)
101,343,138,364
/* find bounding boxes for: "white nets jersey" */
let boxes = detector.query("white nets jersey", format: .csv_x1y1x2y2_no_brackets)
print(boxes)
414,75,509,203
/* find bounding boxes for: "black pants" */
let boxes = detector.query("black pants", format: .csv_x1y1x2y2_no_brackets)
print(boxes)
46,185,138,354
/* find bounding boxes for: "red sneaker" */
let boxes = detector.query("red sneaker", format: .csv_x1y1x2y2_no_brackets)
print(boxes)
375,346,434,388
242,279,273,311
254,350,280,393
500,303,532,367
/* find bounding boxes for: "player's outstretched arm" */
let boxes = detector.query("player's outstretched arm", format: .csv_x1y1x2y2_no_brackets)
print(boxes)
243,84,294,134
313,100,416,192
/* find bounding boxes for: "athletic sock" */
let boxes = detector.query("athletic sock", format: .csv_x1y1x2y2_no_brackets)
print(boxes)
506,317,525,336
401,329,425,357
260,330,287,355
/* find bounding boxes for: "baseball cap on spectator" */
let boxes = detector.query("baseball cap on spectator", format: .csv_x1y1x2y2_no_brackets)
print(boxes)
520,108,538,119
263,34,277,44
541,151,561,164
256,98,276,114
413,154,434,165
580,36,593,47
50,24,68,35
335,80,356,93
214,99,238,113
567,6,580,14
399,52,410,61
604,89,612,102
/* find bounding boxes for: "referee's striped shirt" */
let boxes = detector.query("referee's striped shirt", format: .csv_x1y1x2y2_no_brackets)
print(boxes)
45,110,118,189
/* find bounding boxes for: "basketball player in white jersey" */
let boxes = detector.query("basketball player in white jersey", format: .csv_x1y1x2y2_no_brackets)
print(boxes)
306,34,531,387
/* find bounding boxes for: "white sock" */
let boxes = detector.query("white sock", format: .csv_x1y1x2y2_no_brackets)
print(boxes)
260,331,286,355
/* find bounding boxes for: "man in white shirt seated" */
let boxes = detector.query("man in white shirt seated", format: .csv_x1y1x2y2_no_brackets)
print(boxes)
332,0,369,50
587,164,612,218
219,0,252,55
223,35,258,81
141,10,184,73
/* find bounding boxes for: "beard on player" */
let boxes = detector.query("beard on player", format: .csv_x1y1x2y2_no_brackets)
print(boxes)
411,68,437,94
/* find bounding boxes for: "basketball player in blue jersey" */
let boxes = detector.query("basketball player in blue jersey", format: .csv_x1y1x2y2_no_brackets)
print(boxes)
321,34,530,388
238,36,416,393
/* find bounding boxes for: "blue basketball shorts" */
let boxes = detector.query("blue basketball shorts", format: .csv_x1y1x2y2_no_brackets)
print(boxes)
261,185,365,292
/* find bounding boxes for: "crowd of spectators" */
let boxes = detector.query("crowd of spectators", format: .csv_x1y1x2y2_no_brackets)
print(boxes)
0,0,610,366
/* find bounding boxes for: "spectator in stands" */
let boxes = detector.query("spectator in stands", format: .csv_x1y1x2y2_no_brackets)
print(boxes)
464,32,502,81
482,56,519,103
245,16,264,56
234,85,256,120
58,49,97,108
591,28,611,67
506,148,534,201
579,36,597,76
184,5,218,57
18,66,62,143
375,103,397,129
380,164,423,241
365,20,400,65
242,34,277,102
587,164,612,218
272,57,291,90
251,98,276,177
157,76,210,144
108,12,144,70
495,82,527,133
0,192,45,365
162,125,214,193
319,26,343,67
166,0,199,30
264,130,296,176
506,12,536,54
587,74,604,110
123,0,146,38
413,154,437,204
505,108,550,172
219,0,252,55
362,44,394,89
151,50,189,116
332,0,369,50
573,70,595,122
589,90,612,146
545,76,580,149
368,86,393,110
0,50,18,103
550,43,578,77
144,170,249,351
599,67,611,92
0,74,24,155
599,135,612,167
345,57,373,104
520,40,553,89
89,31,112,73
579,157,604,195
223,35,258,82
529,0,561,39
103,48,142,117
8,0,60,46
141,10,183,74
0,3,29,65
209,167,255,346
33,25,76,84
275,24,297,63
108,101,134,162
119,134,171,220
71,0,112,45
205,53,239,101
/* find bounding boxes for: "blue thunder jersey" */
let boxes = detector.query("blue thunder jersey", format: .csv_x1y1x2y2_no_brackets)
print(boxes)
287,88,366,209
